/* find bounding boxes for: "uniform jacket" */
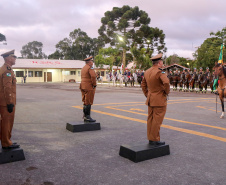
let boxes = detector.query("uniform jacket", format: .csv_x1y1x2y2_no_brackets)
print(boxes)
80,64,97,90
0,63,16,106
141,65,170,107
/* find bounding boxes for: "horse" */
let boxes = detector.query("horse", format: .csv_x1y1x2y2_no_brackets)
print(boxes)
189,74,196,92
209,74,215,93
172,75,180,91
137,75,143,87
201,73,211,93
185,73,192,92
179,73,186,92
196,73,204,93
96,76,103,84
215,64,226,119
167,74,174,85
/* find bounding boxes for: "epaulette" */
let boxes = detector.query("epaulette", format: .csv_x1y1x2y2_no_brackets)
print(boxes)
161,71,165,74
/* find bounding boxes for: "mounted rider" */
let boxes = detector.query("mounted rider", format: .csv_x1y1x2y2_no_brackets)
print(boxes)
203,67,210,93
179,68,186,91
185,68,191,91
191,68,198,91
173,68,180,90
198,67,204,92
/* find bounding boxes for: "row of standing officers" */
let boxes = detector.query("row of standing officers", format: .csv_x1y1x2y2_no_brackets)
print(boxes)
0,50,169,150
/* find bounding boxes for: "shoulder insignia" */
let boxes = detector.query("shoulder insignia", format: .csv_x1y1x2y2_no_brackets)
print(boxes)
7,66,11,70
91,67,94,69
161,71,165,74
6,73,11,77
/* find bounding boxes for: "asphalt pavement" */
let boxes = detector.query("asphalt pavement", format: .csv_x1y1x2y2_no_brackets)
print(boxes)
0,82,225,185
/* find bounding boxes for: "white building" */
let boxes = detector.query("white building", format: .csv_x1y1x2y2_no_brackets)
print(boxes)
0,58,116,83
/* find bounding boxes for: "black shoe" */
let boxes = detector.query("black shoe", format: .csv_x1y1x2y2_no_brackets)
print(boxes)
84,115,96,122
2,143,20,149
149,141,165,146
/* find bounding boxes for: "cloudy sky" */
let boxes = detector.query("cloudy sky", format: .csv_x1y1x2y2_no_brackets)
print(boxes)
0,0,225,59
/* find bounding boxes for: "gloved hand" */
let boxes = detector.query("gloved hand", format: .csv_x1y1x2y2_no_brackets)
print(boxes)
7,104,14,113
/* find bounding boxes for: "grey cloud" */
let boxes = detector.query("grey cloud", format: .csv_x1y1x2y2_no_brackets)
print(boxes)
0,0,225,59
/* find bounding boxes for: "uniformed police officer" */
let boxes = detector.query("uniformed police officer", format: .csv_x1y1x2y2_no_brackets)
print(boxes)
192,68,198,91
0,50,20,149
173,68,180,90
198,67,204,92
141,53,170,146
80,56,97,122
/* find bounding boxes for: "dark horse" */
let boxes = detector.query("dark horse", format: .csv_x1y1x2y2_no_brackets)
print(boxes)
196,73,204,93
179,73,186,92
172,75,180,91
185,73,192,92
215,64,226,119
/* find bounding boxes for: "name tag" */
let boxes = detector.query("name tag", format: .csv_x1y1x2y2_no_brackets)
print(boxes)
6,73,11,77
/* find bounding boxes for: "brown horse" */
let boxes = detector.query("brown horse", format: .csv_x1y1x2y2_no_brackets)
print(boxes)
209,73,215,93
185,73,192,92
172,75,180,91
215,64,226,118
179,73,186,91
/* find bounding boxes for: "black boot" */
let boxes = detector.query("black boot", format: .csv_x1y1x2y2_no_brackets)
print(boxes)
84,105,96,122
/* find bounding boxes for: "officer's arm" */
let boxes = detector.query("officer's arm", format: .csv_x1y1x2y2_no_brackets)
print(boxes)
89,68,97,88
2,72,13,105
141,75,148,97
160,72,170,95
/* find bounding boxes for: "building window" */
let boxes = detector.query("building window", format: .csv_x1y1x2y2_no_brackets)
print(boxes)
63,71,70,75
78,71,81,76
70,71,76,75
101,71,105,77
16,71,24,77
35,71,42,77
28,71,33,77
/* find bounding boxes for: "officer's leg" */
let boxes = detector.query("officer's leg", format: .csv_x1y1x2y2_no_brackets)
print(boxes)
0,106,13,147
84,90,96,122
147,106,166,141
151,106,166,141
147,106,154,141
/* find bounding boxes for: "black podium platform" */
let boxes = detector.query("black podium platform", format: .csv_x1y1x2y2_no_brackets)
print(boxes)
66,121,101,132
119,143,170,163
0,148,25,164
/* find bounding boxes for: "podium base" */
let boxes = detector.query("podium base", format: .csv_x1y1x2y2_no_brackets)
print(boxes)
0,148,25,164
66,121,101,132
119,143,170,163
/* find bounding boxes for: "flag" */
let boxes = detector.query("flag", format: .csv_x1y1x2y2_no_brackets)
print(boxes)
218,44,225,64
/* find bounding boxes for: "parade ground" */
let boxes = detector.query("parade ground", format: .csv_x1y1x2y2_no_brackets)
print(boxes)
0,83,226,185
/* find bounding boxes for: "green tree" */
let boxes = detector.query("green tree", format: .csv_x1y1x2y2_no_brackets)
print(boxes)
98,5,166,71
49,28,104,60
95,47,122,69
194,37,224,70
0,33,6,42
21,41,46,59
130,46,152,70
166,54,180,65
210,27,226,44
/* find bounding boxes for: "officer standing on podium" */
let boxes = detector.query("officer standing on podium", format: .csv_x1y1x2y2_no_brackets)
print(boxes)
141,53,170,146
0,50,20,149
80,56,96,122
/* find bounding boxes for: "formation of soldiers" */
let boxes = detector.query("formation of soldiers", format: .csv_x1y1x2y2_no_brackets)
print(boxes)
167,67,216,93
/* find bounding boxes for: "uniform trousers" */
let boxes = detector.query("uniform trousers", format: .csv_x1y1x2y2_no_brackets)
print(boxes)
0,106,15,147
147,105,166,141
81,89,95,105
